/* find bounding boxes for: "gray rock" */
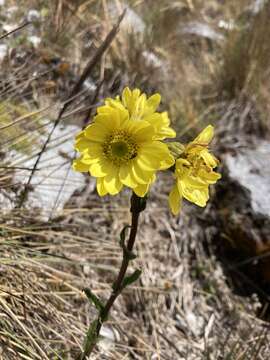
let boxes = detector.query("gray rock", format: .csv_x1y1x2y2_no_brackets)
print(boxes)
180,22,225,42
0,44,8,62
225,141,270,217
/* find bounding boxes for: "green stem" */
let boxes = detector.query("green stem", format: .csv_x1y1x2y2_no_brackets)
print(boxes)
77,192,145,359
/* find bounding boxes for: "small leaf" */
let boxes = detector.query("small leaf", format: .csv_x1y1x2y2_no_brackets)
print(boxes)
138,196,147,212
84,288,104,312
122,269,142,289
119,225,131,248
126,251,137,260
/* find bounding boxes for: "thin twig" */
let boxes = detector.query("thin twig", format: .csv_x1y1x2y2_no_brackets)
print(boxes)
0,22,30,40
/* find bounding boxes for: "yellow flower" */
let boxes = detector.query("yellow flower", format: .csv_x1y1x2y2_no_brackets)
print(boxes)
73,88,175,197
169,125,221,215
102,87,176,140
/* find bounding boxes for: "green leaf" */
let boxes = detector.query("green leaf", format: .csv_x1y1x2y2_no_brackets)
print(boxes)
84,288,104,312
138,196,147,212
122,269,142,289
119,225,136,260
119,225,131,248
125,251,136,260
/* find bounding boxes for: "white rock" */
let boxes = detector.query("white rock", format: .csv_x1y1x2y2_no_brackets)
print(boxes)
0,192,15,213
28,35,41,48
186,311,204,337
142,51,164,68
218,19,235,31
27,9,41,22
0,44,8,62
251,0,267,14
84,79,97,92
181,22,225,42
98,326,120,353
12,123,85,220
226,141,270,217
2,24,16,33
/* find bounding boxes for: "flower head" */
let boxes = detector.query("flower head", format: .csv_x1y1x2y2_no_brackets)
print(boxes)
169,125,221,215
73,88,175,197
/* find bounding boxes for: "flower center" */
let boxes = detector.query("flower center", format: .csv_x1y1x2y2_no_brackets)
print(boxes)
111,141,129,157
103,130,138,165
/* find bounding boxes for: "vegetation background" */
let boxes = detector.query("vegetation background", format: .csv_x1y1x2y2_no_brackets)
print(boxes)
0,0,270,359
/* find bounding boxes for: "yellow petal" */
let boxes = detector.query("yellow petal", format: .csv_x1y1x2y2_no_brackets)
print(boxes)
131,93,147,120
132,161,154,184
133,182,150,197
193,125,214,145
181,182,209,207
105,98,126,112
96,178,108,196
169,184,182,215
146,93,161,112
122,87,132,110
142,142,174,169
160,153,175,170
119,164,138,188
136,155,159,170
200,149,219,168
198,169,221,184
72,159,89,172
74,136,92,152
145,112,176,140
84,123,108,142
89,159,114,177
125,120,155,143
103,171,123,195
94,112,120,131
183,175,208,189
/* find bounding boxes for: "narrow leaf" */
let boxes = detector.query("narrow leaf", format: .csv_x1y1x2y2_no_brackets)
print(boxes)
122,269,142,289
84,288,104,312
119,225,131,248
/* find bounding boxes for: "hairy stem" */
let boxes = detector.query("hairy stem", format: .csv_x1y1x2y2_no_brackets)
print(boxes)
78,192,145,359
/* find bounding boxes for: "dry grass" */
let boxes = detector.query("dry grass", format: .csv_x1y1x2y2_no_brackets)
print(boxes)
1,0,270,359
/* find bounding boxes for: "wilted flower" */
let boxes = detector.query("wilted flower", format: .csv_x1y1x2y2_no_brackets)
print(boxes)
169,125,221,215
73,87,175,197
